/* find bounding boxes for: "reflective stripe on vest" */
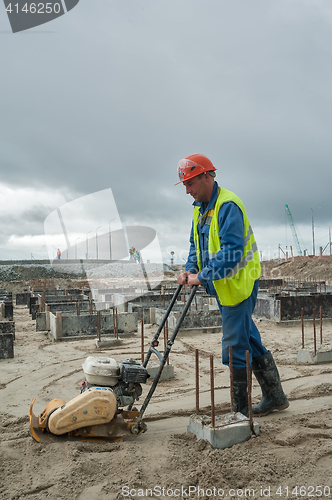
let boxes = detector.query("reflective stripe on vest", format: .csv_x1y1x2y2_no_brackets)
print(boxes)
193,187,261,306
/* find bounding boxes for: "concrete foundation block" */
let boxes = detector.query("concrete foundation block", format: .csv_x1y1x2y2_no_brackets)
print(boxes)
147,363,175,380
297,349,314,363
36,312,47,331
297,349,332,363
187,412,259,450
94,337,123,348
0,321,15,340
316,351,332,363
0,333,14,359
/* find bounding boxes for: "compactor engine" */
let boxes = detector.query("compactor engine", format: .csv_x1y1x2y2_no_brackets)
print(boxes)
81,356,150,409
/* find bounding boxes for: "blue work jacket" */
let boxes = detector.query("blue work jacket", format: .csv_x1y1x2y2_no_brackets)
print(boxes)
185,181,245,296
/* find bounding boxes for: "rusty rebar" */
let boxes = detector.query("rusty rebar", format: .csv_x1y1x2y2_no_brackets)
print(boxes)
97,310,101,342
89,299,93,315
115,307,118,339
76,300,80,316
246,350,253,433
141,317,144,363
210,354,215,428
313,308,316,356
229,345,234,412
195,349,199,415
301,308,304,349
320,306,323,345
112,306,116,338
166,319,169,365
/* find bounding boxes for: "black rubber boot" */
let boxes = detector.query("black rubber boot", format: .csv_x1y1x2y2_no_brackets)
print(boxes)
232,368,249,417
252,351,289,416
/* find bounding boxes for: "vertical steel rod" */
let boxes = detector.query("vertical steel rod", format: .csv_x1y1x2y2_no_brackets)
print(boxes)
301,308,304,349
166,319,169,365
320,306,323,345
115,307,118,339
313,308,316,356
97,310,101,342
195,348,199,415
112,306,116,338
210,354,215,428
229,345,234,412
141,318,144,363
246,350,253,433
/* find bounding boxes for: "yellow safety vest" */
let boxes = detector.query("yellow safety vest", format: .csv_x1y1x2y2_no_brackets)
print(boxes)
193,187,261,306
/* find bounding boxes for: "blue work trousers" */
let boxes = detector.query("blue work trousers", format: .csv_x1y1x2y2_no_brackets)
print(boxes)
217,280,268,369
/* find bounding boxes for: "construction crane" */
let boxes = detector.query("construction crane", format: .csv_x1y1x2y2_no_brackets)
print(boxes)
285,204,303,256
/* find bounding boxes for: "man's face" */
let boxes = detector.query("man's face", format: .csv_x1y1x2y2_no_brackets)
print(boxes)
183,174,211,203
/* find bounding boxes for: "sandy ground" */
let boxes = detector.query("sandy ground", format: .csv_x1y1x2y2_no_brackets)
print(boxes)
1,282,332,500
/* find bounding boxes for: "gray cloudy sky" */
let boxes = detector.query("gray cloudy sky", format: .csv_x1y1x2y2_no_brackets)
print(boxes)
1,0,332,263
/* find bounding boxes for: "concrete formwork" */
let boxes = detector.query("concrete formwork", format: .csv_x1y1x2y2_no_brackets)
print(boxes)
0,321,15,340
0,292,13,321
0,333,14,359
255,292,332,322
16,291,30,306
48,310,138,341
154,306,222,332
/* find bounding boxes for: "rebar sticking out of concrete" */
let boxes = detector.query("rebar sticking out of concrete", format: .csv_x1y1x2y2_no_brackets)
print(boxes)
301,308,304,349
115,307,118,339
76,300,80,316
210,354,215,428
195,348,199,415
320,306,323,345
313,308,317,356
163,319,169,365
112,306,116,338
141,318,144,363
97,310,101,342
229,345,234,412
246,350,254,434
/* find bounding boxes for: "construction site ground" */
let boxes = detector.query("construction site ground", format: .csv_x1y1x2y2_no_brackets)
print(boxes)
1,261,332,500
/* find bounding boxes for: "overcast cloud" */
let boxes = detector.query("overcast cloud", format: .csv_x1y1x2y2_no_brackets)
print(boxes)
1,0,332,262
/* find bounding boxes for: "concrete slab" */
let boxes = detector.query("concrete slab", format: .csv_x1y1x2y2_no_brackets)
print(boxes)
94,337,123,348
147,363,175,380
187,412,259,450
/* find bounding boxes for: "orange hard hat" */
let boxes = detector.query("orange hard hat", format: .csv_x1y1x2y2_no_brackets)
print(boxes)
175,153,216,185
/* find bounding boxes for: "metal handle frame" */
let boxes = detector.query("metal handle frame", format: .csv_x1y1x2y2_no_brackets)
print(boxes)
136,284,198,423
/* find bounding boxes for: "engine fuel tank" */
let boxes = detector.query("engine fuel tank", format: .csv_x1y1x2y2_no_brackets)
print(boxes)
82,356,120,386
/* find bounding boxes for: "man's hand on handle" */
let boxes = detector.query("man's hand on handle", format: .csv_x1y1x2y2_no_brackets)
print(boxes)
177,272,201,289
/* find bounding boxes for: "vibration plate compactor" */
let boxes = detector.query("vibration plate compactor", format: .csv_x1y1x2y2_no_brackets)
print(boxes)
30,284,197,442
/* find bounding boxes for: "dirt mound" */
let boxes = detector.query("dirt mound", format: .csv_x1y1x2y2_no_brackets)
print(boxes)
262,256,332,281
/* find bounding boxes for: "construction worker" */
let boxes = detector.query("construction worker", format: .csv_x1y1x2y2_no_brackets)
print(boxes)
176,153,289,416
